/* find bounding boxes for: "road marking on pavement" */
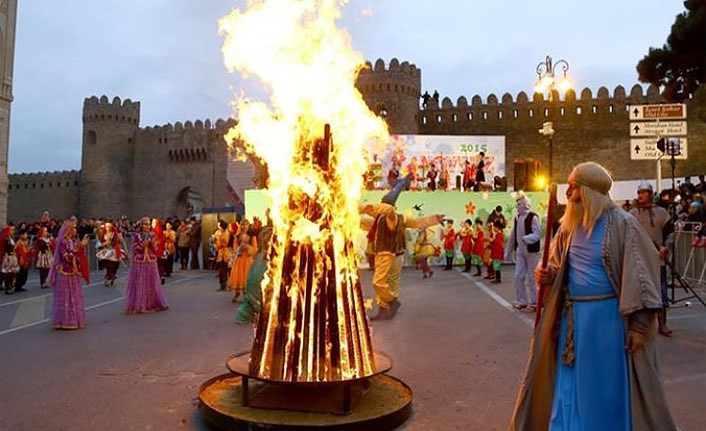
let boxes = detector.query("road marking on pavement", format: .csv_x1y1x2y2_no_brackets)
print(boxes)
9,295,48,329
668,312,706,321
0,276,127,308
0,273,209,336
665,372,706,385
457,270,533,327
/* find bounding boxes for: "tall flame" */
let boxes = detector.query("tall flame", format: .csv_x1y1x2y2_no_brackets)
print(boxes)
219,0,388,382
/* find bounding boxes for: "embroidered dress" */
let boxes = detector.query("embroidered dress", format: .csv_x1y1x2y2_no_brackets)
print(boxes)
125,232,168,314
49,229,87,329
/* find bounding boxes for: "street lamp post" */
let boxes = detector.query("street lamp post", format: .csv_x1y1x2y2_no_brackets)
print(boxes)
534,55,571,183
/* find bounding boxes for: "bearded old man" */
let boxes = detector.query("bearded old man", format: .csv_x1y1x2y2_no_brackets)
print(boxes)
510,162,676,431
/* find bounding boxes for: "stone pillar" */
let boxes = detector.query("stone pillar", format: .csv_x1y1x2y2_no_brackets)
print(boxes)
0,0,18,225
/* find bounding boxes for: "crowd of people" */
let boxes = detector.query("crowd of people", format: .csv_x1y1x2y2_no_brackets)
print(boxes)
5,162,700,429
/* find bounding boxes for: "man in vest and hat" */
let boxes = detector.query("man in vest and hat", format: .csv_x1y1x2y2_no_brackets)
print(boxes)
629,180,673,336
505,193,541,311
361,174,444,320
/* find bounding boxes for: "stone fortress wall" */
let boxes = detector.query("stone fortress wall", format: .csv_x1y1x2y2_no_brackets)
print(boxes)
359,58,705,187
7,58,705,222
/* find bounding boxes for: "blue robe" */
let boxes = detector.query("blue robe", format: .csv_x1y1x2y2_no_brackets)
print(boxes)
550,215,631,431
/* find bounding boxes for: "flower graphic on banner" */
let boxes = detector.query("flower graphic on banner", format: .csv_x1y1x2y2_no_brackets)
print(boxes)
465,201,476,216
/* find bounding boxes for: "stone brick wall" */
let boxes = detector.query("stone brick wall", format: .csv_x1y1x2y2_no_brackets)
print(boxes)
357,59,706,186
8,170,79,221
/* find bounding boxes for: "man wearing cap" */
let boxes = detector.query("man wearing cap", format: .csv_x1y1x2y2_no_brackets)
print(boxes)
505,195,541,311
511,162,676,431
629,180,673,336
361,175,443,320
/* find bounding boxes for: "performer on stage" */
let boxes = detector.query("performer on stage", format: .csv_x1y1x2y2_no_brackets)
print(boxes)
125,217,169,314
361,175,444,320
48,219,90,329
33,227,53,289
510,162,676,431
97,221,124,287
505,195,541,311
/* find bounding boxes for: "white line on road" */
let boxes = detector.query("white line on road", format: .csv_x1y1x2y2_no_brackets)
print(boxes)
0,273,209,336
665,372,706,385
668,312,706,321
0,276,127,308
457,270,533,327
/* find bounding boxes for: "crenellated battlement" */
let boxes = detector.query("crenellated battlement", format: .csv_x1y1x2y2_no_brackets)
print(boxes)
142,117,236,135
356,57,421,96
8,170,80,189
415,83,694,127
83,95,140,125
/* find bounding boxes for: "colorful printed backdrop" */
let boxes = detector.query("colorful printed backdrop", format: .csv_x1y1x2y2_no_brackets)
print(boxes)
245,190,548,267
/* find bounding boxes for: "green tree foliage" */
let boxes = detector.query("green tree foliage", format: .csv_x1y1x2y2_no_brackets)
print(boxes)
636,0,706,102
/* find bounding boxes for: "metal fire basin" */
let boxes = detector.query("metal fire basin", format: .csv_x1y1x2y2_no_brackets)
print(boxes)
198,351,413,431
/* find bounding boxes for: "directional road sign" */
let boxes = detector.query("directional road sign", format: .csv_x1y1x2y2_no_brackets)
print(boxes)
628,104,687,120
630,138,688,160
630,120,687,137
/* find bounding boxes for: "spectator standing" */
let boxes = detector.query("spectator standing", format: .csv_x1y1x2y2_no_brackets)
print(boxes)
189,217,202,270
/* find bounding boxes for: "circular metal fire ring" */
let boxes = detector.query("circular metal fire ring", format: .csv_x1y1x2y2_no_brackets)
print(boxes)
226,350,393,385
199,353,412,431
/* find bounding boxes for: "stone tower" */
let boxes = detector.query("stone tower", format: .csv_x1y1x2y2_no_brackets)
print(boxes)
0,0,18,225
79,96,140,218
356,58,421,134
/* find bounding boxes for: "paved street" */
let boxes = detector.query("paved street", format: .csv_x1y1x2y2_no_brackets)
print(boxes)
1,266,704,431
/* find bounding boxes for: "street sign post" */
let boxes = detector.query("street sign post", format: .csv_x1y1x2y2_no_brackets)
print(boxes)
630,138,688,160
630,120,687,137
628,103,687,120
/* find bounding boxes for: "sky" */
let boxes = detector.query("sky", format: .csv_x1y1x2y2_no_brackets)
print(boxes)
8,0,685,173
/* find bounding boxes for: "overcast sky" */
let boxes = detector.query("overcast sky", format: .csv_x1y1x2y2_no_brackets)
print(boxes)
9,0,684,173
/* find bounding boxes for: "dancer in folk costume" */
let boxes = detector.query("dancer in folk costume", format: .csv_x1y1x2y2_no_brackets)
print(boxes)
1,225,19,294
49,219,90,329
97,221,124,287
510,162,676,431
33,227,53,289
441,219,456,270
152,219,167,285
236,226,274,324
413,227,437,278
471,218,485,276
125,217,169,314
360,175,444,320
14,232,31,292
457,219,474,272
214,220,231,291
438,163,449,191
163,222,177,277
489,220,505,284
229,225,257,303
482,223,495,280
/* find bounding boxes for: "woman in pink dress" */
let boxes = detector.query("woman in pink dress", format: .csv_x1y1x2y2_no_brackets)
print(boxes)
49,219,90,329
125,217,168,314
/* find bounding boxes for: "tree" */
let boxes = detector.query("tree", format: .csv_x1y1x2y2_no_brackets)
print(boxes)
636,0,706,102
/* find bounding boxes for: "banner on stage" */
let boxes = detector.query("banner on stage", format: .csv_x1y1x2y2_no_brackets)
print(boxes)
366,134,506,188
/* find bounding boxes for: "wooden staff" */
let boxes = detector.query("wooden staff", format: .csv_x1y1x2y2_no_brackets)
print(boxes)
535,183,558,328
